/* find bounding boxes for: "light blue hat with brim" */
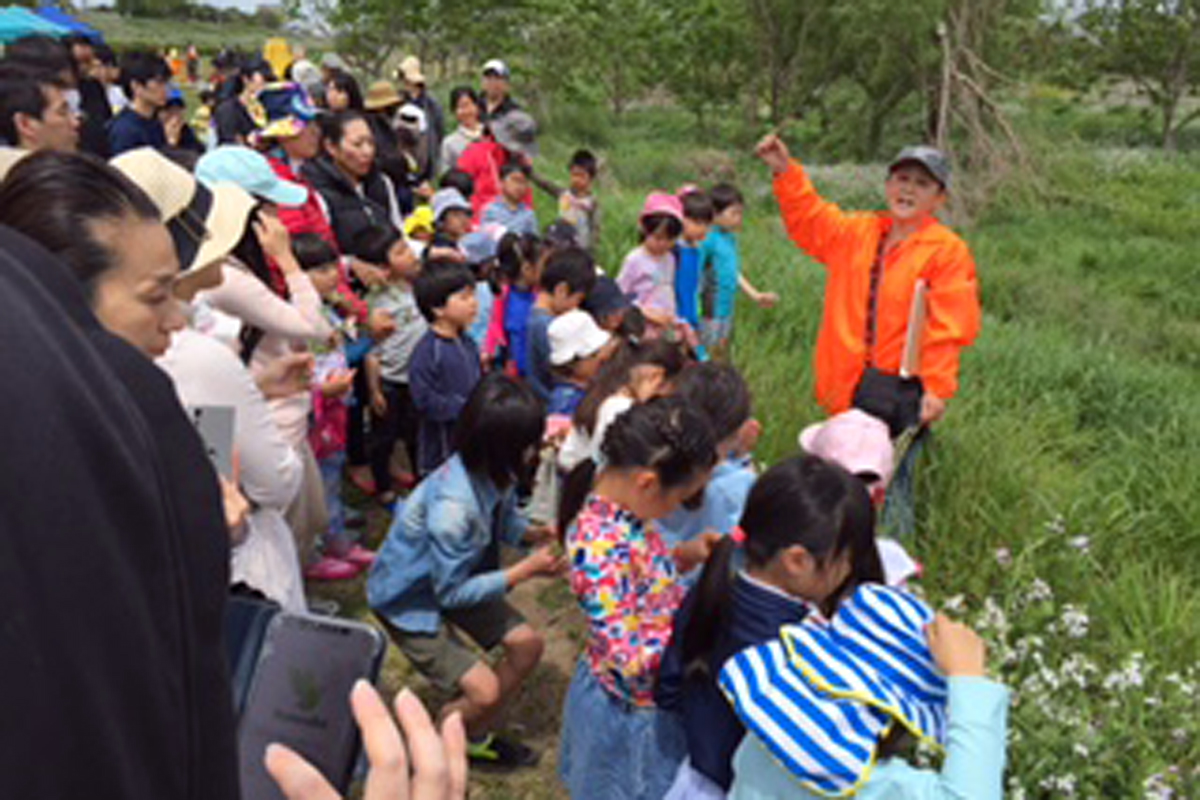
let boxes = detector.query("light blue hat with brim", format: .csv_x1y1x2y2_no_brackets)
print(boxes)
196,145,308,207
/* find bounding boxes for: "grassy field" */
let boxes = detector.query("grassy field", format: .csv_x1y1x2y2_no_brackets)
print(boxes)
78,9,327,54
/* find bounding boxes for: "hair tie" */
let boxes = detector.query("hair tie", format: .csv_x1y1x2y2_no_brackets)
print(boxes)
730,525,747,545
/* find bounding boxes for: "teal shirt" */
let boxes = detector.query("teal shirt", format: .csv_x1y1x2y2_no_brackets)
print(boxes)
699,226,740,320
729,677,1010,800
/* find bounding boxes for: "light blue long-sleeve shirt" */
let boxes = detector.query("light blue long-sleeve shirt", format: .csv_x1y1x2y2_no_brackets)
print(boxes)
729,676,1010,800
657,455,755,549
366,454,528,633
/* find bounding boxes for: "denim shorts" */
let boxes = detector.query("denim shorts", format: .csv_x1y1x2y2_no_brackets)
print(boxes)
558,659,687,800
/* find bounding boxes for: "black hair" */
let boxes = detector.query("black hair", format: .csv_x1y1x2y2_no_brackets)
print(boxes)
454,373,545,490
673,362,752,444
496,231,542,283
240,58,275,81
709,182,744,214
572,338,687,436
448,85,481,114
349,223,401,266
439,168,475,199
292,232,339,271
681,455,884,678
570,148,597,178
4,35,73,82
63,33,96,52
93,42,117,67
539,247,596,295
325,69,364,111
498,161,530,181
558,395,717,537
639,212,683,241
231,205,291,363
318,109,369,147
118,51,172,98
0,63,64,146
681,190,715,223
614,304,646,341
414,262,474,322
0,150,159,299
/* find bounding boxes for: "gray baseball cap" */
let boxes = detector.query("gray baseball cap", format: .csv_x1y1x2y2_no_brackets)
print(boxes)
889,146,951,189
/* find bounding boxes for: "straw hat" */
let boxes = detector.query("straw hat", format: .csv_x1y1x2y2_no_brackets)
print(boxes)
399,55,426,84
363,80,402,112
110,148,256,273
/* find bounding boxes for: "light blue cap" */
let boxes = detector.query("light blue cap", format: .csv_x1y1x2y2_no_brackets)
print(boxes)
195,145,308,207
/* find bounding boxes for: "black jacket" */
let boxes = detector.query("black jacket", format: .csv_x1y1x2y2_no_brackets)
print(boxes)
302,154,397,255
0,227,240,799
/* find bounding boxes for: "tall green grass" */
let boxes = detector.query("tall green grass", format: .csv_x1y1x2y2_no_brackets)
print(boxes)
531,104,1200,793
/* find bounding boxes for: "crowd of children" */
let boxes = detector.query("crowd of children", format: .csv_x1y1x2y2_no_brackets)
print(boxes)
0,30,995,800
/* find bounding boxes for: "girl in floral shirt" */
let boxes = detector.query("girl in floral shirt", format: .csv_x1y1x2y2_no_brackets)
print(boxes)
557,396,718,800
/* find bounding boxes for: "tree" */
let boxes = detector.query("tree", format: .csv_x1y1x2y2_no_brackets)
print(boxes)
1083,0,1200,150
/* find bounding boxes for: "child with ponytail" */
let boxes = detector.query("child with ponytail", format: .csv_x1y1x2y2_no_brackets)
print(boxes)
557,397,718,800
655,455,885,799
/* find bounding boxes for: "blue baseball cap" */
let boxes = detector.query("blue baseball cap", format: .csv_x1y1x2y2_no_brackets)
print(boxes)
461,231,499,266
195,145,308,207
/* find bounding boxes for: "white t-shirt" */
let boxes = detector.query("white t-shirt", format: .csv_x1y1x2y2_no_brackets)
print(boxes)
558,394,636,473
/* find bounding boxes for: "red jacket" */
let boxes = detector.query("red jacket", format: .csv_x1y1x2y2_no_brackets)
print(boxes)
456,139,533,225
267,153,369,323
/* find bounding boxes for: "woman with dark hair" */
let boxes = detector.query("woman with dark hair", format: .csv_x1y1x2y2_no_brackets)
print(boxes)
0,147,242,799
324,68,364,112
215,57,274,145
440,86,485,172
302,110,402,255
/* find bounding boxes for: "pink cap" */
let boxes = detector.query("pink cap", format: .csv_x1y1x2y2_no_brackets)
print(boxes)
675,183,701,198
798,409,895,488
640,191,684,223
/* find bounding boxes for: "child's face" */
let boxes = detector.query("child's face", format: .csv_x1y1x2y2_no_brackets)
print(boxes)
387,239,421,281
436,284,478,331
568,165,593,195
713,203,743,232
549,284,587,315
681,216,710,244
885,164,946,223
598,308,626,332
643,227,677,258
441,209,473,239
307,263,340,297
501,170,529,203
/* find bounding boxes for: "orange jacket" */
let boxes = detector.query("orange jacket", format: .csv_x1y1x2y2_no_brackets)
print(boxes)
775,160,981,415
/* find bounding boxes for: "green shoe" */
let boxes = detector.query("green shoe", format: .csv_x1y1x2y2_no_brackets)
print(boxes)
467,733,540,770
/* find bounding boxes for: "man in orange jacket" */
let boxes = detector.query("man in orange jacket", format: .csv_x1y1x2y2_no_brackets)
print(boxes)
756,134,981,428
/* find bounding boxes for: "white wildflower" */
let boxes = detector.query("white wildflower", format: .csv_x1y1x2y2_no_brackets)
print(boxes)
995,547,1012,567
942,594,967,614
1172,728,1188,743
1059,605,1090,639
1073,742,1091,759
1143,772,1174,799
1068,535,1091,554
1045,514,1067,535
978,597,1009,633
1027,578,1054,604
1040,773,1078,796
1060,654,1097,689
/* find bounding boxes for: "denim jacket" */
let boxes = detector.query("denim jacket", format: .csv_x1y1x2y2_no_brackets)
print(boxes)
367,454,528,633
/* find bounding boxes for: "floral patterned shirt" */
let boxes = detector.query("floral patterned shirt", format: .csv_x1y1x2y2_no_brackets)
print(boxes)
567,494,685,707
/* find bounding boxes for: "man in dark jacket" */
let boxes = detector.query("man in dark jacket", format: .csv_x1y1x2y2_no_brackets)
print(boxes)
0,226,240,799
